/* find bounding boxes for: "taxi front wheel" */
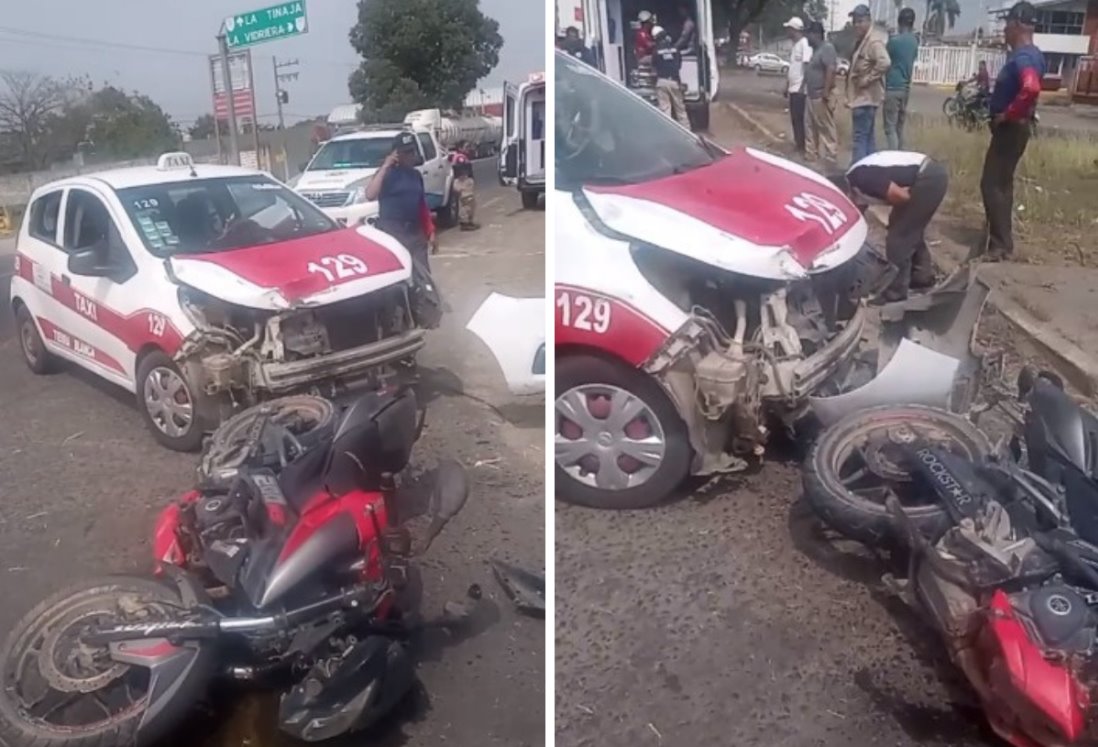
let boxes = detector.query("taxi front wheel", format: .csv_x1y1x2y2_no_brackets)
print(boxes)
15,305,58,375
136,351,206,452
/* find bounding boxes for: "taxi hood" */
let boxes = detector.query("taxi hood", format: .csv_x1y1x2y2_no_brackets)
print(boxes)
167,226,412,310
294,166,379,192
583,147,868,281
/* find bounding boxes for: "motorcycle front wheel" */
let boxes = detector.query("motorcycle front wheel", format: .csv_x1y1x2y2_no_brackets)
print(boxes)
942,96,961,122
803,405,991,546
0,576,216,747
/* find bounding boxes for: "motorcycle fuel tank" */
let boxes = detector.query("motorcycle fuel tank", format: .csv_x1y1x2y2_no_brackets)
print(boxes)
257,512,363,608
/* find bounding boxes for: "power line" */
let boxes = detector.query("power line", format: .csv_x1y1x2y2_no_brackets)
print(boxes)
0,25,358,70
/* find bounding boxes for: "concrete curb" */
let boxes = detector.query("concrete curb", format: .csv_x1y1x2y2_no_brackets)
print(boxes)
721,101,1098,396
721,101,783,145
864,206,1098,397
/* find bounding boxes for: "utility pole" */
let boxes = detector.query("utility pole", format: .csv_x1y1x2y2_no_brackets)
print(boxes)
217,32,241,165
273,57,300,130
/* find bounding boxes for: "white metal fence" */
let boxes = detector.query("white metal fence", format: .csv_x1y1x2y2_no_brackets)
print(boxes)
914,45,1006,86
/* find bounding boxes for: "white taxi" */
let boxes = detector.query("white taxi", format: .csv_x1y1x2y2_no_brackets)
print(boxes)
11,152,438,451
292,126,457,228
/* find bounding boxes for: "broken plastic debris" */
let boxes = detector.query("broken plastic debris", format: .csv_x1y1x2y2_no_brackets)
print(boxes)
490,560,544,618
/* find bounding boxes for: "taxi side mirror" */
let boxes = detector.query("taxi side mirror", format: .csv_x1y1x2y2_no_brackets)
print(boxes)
67,247,112,277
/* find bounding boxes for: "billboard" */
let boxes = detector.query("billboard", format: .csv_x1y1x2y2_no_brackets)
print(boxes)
209,51,256,122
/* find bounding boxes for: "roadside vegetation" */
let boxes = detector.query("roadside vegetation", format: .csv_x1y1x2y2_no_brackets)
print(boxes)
719,87,1098,267
905,114,1098,266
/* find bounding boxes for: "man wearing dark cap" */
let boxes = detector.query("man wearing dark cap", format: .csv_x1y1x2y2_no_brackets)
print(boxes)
884,8,919,149
981,0,1045,261
365,131,437,268
846,4,890,163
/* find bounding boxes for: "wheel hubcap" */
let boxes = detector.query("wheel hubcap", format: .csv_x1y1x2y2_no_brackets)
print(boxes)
555,384,666,491
144,367,194,438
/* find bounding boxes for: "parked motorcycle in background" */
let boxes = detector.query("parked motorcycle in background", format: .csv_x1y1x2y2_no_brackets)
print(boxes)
943,78,990,131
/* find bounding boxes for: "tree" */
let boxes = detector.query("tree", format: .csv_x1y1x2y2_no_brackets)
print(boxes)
924,0,960,36
754,0,828,42
348,0,503,123
189,113,227,140
0,72,71,168
49,86,179,161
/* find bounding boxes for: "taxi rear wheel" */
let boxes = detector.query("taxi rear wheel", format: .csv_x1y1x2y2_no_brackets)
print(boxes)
15,304,57,375
136,351,206,452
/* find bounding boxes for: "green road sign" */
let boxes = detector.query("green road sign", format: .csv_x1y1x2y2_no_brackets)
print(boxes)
224,1,308,49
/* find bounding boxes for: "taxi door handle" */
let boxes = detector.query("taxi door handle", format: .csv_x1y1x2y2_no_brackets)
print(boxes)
61,274,72,286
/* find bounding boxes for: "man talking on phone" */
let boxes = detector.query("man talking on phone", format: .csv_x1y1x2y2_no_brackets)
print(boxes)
365,131,437,269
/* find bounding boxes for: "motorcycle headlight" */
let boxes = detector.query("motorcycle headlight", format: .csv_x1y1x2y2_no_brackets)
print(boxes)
347,177,374,205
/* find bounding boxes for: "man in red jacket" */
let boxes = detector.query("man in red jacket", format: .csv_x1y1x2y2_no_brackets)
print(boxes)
981,1,1045,260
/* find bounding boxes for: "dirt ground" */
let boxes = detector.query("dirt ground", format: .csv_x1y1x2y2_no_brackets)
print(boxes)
0,162,546,746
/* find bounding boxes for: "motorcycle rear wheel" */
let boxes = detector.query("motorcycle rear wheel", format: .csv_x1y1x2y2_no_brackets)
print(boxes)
0,575,215,747
803,405,991,546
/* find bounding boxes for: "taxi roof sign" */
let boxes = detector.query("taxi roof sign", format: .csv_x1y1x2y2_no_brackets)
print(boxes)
528,72,545,84
157,152,195,171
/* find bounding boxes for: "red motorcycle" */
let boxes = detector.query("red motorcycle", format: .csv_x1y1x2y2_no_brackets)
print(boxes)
805,370,1098,746
0,388,472,746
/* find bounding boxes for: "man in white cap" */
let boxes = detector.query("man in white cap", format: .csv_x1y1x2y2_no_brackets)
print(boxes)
635,11,656,65
784,16,811,157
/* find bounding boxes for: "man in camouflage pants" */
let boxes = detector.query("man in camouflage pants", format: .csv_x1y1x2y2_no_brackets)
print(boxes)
450,142,479,231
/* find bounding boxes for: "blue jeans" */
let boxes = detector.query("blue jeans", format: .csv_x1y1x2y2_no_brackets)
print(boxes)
851,105,878,164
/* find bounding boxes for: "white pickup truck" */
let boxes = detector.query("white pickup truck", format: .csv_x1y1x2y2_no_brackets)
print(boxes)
292,125,457,228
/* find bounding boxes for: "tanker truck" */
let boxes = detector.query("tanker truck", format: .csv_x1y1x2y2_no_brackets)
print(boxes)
403,108,502,159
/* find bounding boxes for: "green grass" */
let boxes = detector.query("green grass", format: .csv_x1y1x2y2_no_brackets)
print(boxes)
830,112,1098,264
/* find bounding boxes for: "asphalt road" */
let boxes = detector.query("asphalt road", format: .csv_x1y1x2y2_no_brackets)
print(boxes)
555,111,999,747
0,163,546,747
720,66,1098,136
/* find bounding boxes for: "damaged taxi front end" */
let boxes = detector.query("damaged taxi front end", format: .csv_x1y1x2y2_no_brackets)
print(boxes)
165,226,439,409
627,240,873,477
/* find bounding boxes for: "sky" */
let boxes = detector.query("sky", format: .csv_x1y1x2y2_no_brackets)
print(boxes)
0,0,545,129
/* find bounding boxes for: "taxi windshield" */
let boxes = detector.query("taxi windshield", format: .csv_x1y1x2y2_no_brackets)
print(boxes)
117,176,338,257
307,138,392,170
555,51,720,189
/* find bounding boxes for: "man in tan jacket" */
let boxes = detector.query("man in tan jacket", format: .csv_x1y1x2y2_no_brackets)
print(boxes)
845,4,891,163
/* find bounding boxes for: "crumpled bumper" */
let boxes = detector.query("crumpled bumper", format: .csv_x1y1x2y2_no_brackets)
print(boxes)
809,267,991,425
257,329,426,392
781,302,868,401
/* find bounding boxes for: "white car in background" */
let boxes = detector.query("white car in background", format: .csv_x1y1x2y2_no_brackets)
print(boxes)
748,52,789,74
292,126,458,229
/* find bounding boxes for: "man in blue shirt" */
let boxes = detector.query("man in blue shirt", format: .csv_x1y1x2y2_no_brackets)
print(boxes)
883,8,918,149
981,1,1044,261
365,131,437,269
